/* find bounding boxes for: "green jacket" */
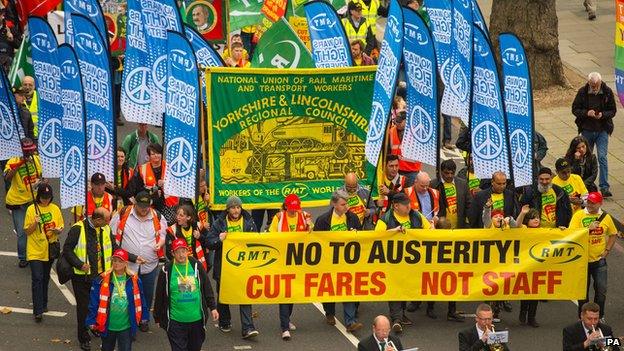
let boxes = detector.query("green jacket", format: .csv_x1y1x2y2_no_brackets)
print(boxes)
121,130,160,169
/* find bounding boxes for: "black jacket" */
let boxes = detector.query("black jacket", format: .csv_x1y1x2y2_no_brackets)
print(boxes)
314,208,362,231
17,105,34,141
380,209,424,229
468,189,518,228
358,334,403,351
206,210,257,281
566,154,599,192
153,257,216,331
432,177,471,228
563,321,619,351
458,325,510,351
520,184,572,227
572,82,616,135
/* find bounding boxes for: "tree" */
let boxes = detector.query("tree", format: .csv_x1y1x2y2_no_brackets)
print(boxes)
489,0,568,89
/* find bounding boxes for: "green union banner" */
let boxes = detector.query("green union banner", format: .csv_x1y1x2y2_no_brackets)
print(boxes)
207,66,376,210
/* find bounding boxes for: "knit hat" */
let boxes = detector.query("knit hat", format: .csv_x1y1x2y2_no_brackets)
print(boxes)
226,196,242,209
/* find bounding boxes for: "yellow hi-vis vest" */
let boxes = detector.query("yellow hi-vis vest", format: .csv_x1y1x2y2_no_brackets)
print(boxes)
73,221,113,275
342,18,371,47
353,0,380,35
26,90,39,137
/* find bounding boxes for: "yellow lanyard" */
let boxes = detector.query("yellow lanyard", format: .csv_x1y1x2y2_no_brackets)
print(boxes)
173,261,189,280
112,273,125,298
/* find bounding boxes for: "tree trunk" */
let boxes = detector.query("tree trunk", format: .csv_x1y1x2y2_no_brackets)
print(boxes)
489,0,568,89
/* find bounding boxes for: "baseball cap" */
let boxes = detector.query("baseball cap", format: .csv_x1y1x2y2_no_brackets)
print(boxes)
135,190,151,208
112,249,129,262
348,1,362,11
37,183,53,198
555,158,571,171
587,192,603,204
171,238,188,252
20,137,37,154
91,172,106,185
284,193,302,211
391,192,410,205
491,209,504,218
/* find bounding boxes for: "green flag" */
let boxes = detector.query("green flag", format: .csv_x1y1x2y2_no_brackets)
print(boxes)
9,35,35,88
229,0,264,32
251,18,314,68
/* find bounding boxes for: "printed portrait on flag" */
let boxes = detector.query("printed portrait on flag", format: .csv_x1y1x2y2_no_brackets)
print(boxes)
181,0,226,42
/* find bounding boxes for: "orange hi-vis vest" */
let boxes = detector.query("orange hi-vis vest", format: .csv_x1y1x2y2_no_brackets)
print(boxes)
87,192,113,217
389,126,422,172
404,187,440,217
115,205,164,258
166,224,207,271
277,210,311,232
94,270,142,333
138,161,178,207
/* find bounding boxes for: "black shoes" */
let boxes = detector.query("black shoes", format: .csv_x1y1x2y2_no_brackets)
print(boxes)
18,260,28,268
447,312,465,322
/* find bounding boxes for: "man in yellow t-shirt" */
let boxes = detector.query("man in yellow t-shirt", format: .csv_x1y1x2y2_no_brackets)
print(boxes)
553,158,588,212
432,160,470,229
569,192,616,319
4,138,42,267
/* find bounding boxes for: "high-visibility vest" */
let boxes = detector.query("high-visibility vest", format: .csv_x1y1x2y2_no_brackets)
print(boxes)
342,17,371,47
87,192,113,217
137,161,179,207
94,270,142,333
73,221,113,275
389,126,422,172
353,0,380,35
276,211,311,232
115,205,164,258
404,186,440,218
26,90,39,137
166,224,207,271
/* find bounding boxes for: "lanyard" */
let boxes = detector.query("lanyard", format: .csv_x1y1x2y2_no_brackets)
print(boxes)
173,261,189,279
112,273,125,298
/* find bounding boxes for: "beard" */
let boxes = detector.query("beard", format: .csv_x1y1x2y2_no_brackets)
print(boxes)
537,183,552,194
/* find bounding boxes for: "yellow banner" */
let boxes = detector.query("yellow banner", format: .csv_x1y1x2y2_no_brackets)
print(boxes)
219,228,588,304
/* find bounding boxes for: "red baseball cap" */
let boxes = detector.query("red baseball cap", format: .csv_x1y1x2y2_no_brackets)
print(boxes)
587,192,603,204
491,210,504,218
284,193,301,211
171,238,188,252
112,249,129,262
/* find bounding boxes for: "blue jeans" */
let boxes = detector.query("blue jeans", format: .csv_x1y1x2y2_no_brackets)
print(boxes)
279,304,294,332
215,280,255,334
582,130,610,190
138,267,159,321
30,260,52,315
578,258,608,318
322,302,358,326
101,328,132,351
11,204,28,261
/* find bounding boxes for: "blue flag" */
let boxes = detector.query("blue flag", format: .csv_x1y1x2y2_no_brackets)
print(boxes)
304,0,352,68
72,14,115,182
163,31,200,199
471,0,489,38
402,8,438,167
58,44,87,209
184,25,224,104
64,0,107,47
0,69,22,161
28,17,63,178
441,0,473,125
425,0,452,86
365,0,403,167
499,33,533,187
470,26,510,179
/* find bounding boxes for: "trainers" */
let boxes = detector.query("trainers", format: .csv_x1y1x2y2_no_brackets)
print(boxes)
219,325,232,333
346,322,363,332
392,321,403,333
242,330,259,339
281,330,291,340
588,13,596,20
325,315,336,326
288,322,297,331
602,189,613,197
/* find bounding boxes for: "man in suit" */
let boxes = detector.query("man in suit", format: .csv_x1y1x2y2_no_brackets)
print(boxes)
458,303,509,351
563,302,619,351
358,315,403,351
468,171,518,229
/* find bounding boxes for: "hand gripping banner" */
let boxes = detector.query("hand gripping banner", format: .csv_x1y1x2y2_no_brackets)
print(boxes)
28,17,63,177
163,31,200,200
470,26,510,179
499,33,534,187
72,14,115,182
402,8,439,167
0,69,23,161
184,25,224,104
64,0,108,47
440,0,472,125
364,0,403,167
304,0,352,68
424,0,452,87
58,44,87,209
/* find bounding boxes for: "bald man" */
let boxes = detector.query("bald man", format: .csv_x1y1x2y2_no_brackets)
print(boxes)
467,171,518,229
338,172,376,229
404,171,439,225
358,315,403,351
21,76,39,137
